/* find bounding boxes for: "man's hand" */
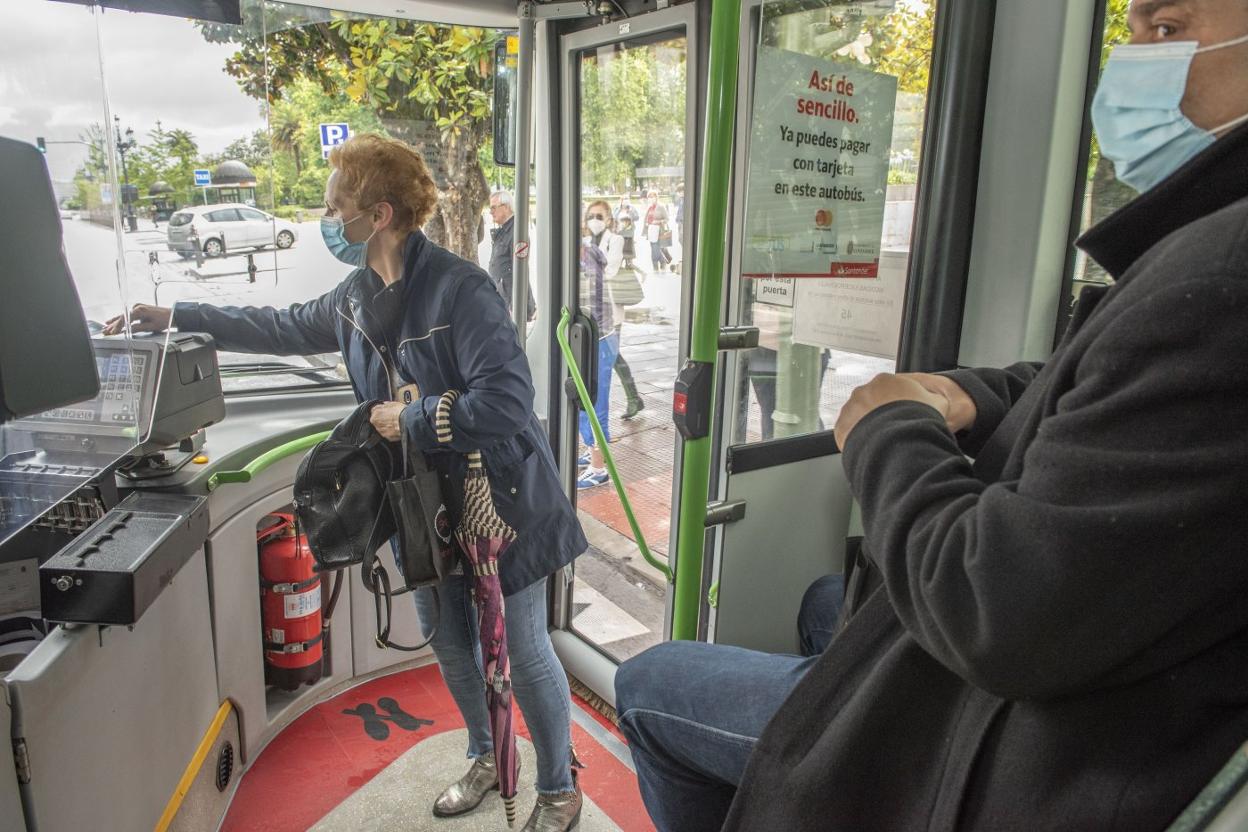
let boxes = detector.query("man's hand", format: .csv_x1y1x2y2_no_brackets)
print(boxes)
897,372,977,434
370,401,406,442
102,304,172,336
834,373,952,451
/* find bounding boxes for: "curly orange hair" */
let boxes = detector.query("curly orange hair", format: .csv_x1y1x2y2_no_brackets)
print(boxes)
328,133,438,232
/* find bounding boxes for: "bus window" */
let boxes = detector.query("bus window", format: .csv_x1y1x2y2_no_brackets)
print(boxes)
2,0,506,393
733,0,937,444
1066,0,1133,313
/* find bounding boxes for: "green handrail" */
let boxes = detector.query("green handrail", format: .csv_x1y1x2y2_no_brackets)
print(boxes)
206,430,332,491
557,308,672,584
671,0,742,641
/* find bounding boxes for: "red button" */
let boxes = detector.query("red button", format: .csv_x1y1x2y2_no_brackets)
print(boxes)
673,392,688,416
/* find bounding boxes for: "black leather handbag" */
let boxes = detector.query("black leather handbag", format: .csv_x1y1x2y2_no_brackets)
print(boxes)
294,400,441,651
294,400,396,568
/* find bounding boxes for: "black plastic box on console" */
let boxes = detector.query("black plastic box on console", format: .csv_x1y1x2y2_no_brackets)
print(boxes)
39,492,208,625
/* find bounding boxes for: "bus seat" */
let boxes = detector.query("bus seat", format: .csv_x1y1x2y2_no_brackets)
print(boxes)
1166,741,1248,832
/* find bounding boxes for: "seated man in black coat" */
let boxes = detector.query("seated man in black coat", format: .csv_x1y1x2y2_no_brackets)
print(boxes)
616,1,1248,830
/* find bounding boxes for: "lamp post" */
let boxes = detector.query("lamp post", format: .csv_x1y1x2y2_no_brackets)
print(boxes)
114,115,137,232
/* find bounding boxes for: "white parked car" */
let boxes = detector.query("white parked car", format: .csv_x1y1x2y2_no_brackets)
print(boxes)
166,203,298,258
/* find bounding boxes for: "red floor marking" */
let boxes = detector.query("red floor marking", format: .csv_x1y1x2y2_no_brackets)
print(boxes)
222,665,465,832
570,718,656,832
574,696,631,746
221,665,654,831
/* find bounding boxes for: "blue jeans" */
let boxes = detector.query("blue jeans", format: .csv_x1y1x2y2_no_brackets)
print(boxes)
414,576,574,794
615,641,819,832
798,573,845,656
579,332,619,447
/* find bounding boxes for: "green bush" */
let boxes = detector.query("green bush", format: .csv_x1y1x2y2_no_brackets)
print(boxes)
272,205,300,220
887,168,919,185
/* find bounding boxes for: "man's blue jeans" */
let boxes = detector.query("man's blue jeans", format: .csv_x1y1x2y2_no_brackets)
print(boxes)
615,641,819,832
616,573,845,830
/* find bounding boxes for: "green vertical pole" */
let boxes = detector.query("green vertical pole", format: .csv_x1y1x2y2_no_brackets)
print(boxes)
671,0,742,642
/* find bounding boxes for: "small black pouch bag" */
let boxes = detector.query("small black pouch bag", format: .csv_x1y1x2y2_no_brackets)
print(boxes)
386,428,457,589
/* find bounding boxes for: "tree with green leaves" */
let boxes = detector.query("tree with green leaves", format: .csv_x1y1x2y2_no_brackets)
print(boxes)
579,44,687,195
199,3,497,258
1089,0,1134,229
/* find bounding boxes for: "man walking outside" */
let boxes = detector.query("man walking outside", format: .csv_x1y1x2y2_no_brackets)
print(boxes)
489,190,537,322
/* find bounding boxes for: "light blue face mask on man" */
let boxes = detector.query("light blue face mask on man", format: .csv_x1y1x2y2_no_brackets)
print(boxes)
1092,32,1248,193
320,211,376,267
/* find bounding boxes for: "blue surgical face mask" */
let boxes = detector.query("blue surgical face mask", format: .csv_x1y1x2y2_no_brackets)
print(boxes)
1092,32,1248,193
320,211,376,267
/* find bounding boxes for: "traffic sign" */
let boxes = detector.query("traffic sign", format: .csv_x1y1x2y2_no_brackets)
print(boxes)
193,169,211,187
320,123,351,160
514,240,529,259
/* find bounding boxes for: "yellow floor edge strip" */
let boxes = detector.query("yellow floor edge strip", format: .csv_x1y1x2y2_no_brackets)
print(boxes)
153,700,234,832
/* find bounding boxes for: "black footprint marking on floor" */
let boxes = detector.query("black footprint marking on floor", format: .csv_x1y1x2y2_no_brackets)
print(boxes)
343,699,434,741
378,697,434,731
342,703,391,741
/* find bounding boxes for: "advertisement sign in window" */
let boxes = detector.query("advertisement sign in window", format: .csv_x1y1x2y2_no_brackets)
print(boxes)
742,46,897,280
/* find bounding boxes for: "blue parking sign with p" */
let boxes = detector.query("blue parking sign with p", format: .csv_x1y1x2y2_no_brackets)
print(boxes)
320,123,351,159
193,169,211,187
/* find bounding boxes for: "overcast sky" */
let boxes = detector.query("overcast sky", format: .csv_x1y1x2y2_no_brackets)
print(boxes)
0,0,265,184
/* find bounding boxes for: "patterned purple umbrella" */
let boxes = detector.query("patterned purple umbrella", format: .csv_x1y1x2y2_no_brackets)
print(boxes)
436,391,520,826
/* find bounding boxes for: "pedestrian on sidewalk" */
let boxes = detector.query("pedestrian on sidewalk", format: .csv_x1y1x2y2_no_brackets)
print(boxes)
578,199,623,489
488,190,537,322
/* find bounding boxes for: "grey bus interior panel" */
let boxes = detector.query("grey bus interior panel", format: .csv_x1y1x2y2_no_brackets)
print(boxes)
959,0,1096,368
349,540,435,679
0,137,97,424
206,482,354,763
715,457,852,654
166,707,241,832
5,548,218,832
0,692,24,832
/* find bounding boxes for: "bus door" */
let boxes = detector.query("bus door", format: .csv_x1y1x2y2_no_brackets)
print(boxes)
552,5,699,673
709,0,942,653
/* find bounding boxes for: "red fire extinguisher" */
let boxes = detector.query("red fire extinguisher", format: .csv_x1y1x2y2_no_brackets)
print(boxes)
258,514,324,691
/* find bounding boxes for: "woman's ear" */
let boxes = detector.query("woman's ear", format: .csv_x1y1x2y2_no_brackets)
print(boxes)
374,201,396,230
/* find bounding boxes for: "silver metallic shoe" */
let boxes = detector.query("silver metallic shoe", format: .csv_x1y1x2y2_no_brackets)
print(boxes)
432,752,499,818
520,785,582,832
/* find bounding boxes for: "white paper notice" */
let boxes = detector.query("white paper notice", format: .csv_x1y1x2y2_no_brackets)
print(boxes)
284,585,321,619
791,250,908,359
742,46,897,279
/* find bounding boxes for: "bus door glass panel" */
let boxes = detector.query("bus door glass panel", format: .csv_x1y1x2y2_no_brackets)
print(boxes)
733,0,937,443
1062,1,1132,337
566,17,693,663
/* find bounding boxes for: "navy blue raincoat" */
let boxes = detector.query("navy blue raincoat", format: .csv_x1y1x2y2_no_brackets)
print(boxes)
174,231,586,596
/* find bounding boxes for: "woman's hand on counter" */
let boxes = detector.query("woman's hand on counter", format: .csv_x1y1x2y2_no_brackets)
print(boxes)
103,304,172,336
370,401,406,442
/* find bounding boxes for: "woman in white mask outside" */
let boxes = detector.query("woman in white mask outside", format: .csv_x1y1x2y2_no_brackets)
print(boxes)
577,200,625,489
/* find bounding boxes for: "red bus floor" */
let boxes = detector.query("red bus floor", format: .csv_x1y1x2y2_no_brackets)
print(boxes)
221,663,655,831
